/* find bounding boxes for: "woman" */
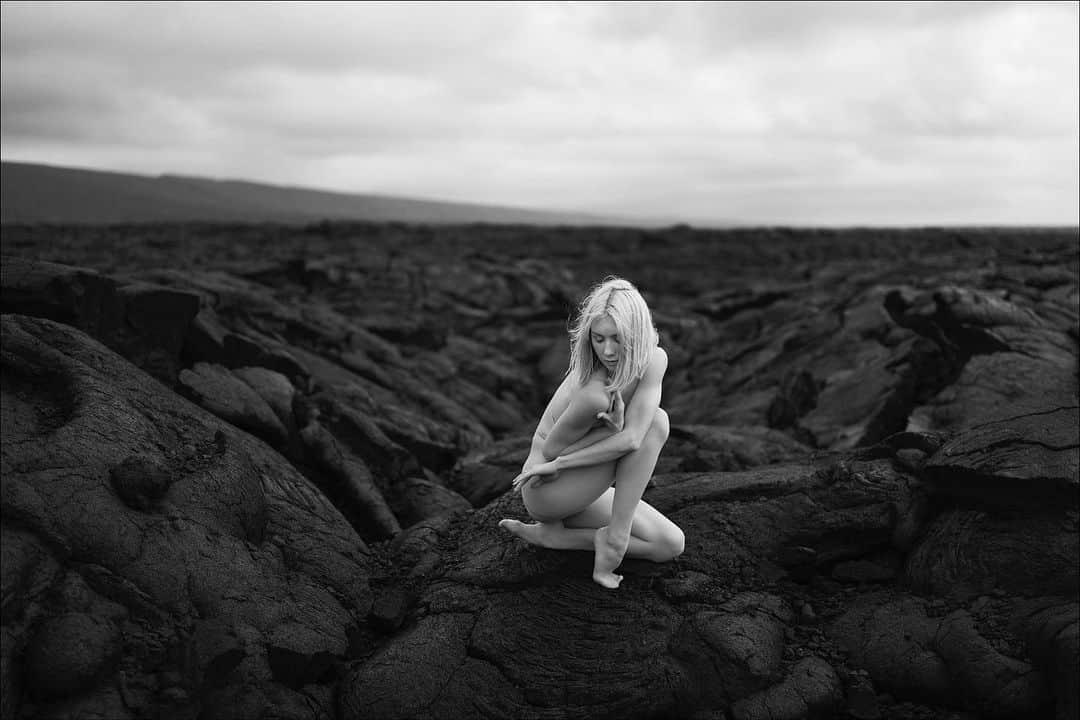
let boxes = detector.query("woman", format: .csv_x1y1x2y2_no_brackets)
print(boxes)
499,276,685,589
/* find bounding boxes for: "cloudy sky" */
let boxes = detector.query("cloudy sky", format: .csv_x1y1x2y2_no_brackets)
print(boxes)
2,1,1077,226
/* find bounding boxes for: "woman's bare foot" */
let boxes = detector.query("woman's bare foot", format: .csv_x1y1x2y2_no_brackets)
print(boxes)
499,518,553,548
593,526,628,589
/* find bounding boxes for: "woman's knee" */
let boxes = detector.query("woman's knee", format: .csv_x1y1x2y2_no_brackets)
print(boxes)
653,523,685,562
649,408,670,444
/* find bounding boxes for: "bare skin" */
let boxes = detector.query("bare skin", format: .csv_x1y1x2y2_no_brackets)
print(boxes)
499,314,684,588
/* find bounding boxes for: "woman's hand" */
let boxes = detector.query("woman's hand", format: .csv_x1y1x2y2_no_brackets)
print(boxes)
511,460,560,492
597,391,625,432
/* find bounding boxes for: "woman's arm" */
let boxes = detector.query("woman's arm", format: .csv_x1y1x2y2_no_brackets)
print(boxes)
561,425,617,455
539,384,610,461
551,347,668,471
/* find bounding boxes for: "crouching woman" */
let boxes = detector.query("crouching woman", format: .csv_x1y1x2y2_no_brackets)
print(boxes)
499,276,685,589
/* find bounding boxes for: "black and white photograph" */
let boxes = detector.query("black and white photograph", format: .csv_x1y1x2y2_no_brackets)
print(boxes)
1,2,1077,719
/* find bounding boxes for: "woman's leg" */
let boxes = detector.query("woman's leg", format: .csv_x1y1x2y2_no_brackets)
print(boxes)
503,486,683,560
498,453,616,548
564,488,684,562
499,515,645,554
518,459,617,522
500,408,680,588
593,408,671,587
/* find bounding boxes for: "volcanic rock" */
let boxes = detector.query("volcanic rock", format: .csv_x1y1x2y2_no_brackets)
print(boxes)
178,361,290,447
24,612,122,698
1,313,372,719
1011,597,1079,720
1,256,200,384
2,225,1077,720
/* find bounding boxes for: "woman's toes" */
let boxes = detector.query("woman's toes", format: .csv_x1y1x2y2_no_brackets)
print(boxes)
593,527,627,589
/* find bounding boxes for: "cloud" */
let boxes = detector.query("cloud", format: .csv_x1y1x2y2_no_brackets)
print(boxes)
1,1,1077,224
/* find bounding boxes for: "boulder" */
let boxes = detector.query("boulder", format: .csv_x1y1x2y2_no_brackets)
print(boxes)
829,593,1055,718
904,406,1079,600
1,255,200,384
920,406,1079,504
647,459,921,584
909,352,1077,432
444,335,541,415
905,505,1079,601
796,335,943,450
671,593,793,706
298,418,402,541
387,476,473,529
766,369,818,430
934,610,1051,719
729,656,842,720
827,594,957,707
665,424,813,472
233,366,298,431
24,612,122,698
109,455,176,512
447,435,534,507
178,362,290,447
1011,598,1079,720
1,314,372,719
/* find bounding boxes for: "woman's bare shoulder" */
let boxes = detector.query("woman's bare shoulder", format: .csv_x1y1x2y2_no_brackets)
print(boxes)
647,345,669,374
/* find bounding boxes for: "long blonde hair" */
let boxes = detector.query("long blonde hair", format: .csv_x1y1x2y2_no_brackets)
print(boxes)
566,276,659,394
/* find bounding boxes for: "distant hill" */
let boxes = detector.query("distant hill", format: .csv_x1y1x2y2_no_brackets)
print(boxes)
0,161,654,226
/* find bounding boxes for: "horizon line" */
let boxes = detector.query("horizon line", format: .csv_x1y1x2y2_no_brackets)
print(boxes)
3,157,1077,230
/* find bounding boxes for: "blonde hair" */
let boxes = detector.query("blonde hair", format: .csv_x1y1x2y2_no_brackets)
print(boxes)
566,276,659,394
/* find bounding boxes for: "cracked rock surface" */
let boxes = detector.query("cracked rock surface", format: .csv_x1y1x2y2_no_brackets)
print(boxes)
2,223,1077,719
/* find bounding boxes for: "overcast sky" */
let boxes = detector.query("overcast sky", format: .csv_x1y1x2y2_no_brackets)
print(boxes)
2,1,1077,226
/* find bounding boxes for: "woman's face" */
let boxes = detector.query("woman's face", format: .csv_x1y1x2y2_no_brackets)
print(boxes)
590,314,621,372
